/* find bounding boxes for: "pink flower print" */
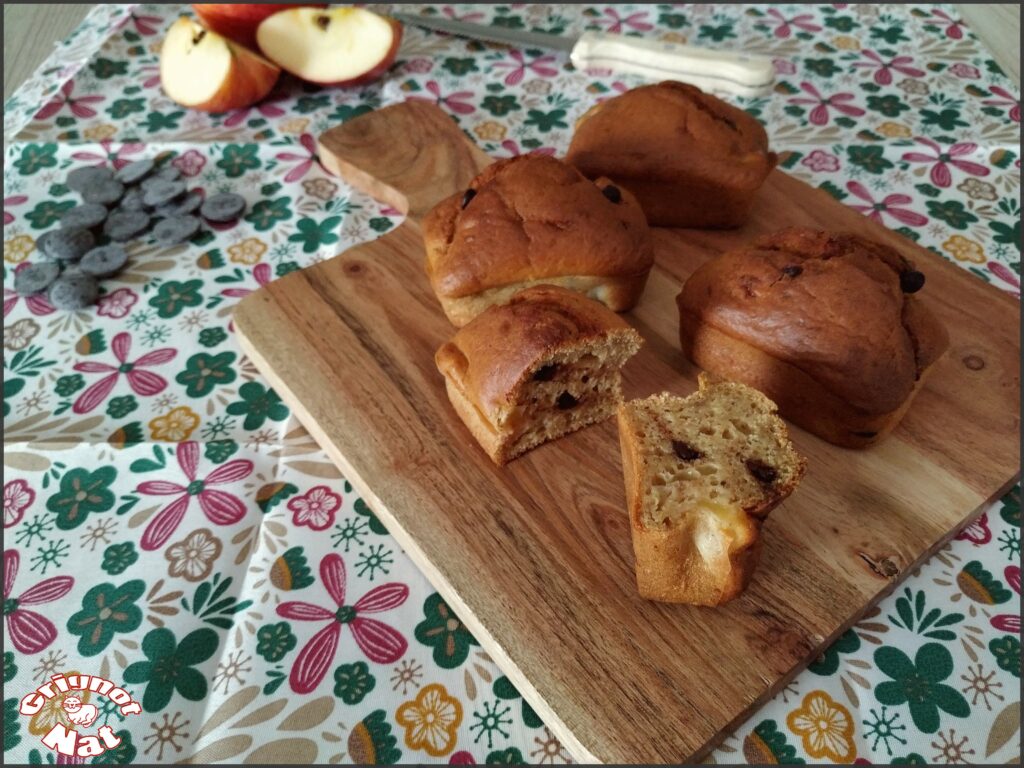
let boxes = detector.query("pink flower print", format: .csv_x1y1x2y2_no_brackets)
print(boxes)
441,6,485,23
956,511,992,545
411,81,476,115
120,10,163,36
4,195,28,226
766,9,822,38
172,149,207,177
288,486,341,531
852,50,924,86
4,479,34,528
71,140,145,171
982,86,1020,123
139,63,161,89
96,288,139,319
498,140,556,159
4,549,74,653
949,62,980,80
72,332,176,414
492,50,559,86
599,8,653,33
450,752,476,765
223,94,287,128
277,554,409,692
846,181,928,227
991,566,1020,633
403,58,434,74
4,267,56,318
774,58,797,76
789,82,864,125
802,149,840,172
988,261,1020,298
34,80,105,120
221,263,272,301
275,134,325,183
901,138,989,188
930,9,967,40
137,441,253,550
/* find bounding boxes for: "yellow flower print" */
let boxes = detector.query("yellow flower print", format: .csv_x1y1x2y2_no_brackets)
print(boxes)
4,234,35,264
149,406,200,442
660,31,688,44
943,234,985,264
474,121,507,141
228,237,267,265
29,674,92,735
786,690,856,763
83,124,117,141
833,35,860,50
396,683,462,757
877,121,911,138
279,117,310,134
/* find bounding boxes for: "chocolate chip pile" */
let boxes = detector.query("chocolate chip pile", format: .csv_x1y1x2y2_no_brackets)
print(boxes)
17,159,247,310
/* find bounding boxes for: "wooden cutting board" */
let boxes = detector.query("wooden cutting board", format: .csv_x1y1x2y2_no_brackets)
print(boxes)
233,101,1021,763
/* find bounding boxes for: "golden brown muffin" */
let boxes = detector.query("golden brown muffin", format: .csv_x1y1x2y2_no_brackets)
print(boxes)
618,374,805,605
565,81,777,228
423,154,654,327
677,228,950,448
436,285,642,465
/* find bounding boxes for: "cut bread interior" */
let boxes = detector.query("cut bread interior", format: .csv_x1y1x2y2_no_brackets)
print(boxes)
617,374,805,605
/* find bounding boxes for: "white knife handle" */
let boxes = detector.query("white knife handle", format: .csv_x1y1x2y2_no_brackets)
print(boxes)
569,31,775,97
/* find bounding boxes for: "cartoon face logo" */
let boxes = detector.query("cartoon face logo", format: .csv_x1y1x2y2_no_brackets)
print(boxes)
62,696,99,728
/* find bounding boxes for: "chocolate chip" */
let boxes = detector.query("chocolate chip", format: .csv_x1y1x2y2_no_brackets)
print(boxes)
900,270,925,294
602,184,622,203
104,211,151,242
80,244,129,277
115,158,155,186
745,458,778,485
118,187,147,212
48,272,99,310
672,441,702,461
556,392,578,410
81,178,125,206
461,188,476,209
142,179,186,208
41,228,94,262
14,262,60,295
153,215,200,245
66,166,113,192
60,203,108,230
532,364,558,382
200,192,246,222
156,190,203,218
781,265,802,277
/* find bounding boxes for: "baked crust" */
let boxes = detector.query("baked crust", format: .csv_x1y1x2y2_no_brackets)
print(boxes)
677,228,950,448
566,81,777,228
423,154,653,325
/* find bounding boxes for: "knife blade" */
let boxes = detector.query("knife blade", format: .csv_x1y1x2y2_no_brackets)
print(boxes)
393,13,774,97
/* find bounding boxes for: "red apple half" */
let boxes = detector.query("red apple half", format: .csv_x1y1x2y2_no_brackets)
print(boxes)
256,7,402,87
161,17,280,113
192,4,325,50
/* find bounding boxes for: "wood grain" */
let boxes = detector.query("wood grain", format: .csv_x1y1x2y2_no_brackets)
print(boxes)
3,4,90,100
234,102,1021,764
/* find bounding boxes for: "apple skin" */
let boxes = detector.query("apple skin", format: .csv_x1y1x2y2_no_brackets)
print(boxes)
192,4,325,50
256,11,403,87
160,17,281,113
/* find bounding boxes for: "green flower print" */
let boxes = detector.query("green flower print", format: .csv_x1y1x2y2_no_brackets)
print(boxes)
107,98,145,119
55,373,85,397
659,12,689,29
142,110,184,133
524,108,568,132
294,94,331,114
25,200,76,229
847,145,894,174
867,94,910,117
217,144,261,177
14,143,58,175
256,621,296,662
989,636,1020,677
493,676,541,728
870,23,909,44
91,730,136,764
442,57,478,76
892,754,927,765
4,378,24,417
4,652,16,683
481,94,521,116
46,466,117,530
809,628,861,675
102,542,139,575
150,279,203,318
805,58,840,78
348,710,401,764
90,57,128,79
176,351,237,397
492,15,524,30
288,216,341,253
414,592,479,668
486,747,525,765
334,661,376,704
245,197,293,231
1001,491,1020,527
226,382,289,430
920,108,968,131
67,580,145,656
874,643,969,732
743,719,805,764
198,327,228,348
698,22,737,42
926,200,978,230
4,698,20,751
824,15,859,32
107,395,138,419
205,439,238,464
123,627,219,712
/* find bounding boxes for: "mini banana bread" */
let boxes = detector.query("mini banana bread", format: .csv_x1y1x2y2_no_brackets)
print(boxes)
617,375,805,606
436,285,642,465
423,154,654,327
565,81,777,228
677,228,949,448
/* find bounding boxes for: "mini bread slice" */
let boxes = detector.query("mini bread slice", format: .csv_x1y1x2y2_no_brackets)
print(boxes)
617,375,805,605
436,285,642,465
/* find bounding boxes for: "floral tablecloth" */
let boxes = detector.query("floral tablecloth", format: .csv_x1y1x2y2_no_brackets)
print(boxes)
3,4,1020,765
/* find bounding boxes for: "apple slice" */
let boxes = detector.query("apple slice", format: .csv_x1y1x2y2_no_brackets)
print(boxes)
192,4,325,50
256,7,402,87
161,17,280,113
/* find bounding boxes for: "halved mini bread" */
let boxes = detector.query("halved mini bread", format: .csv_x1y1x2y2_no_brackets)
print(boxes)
617,375,805,605
436,285,642,465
